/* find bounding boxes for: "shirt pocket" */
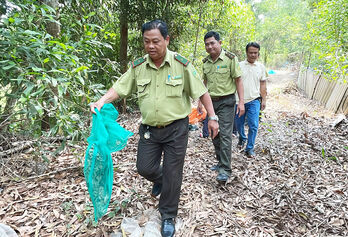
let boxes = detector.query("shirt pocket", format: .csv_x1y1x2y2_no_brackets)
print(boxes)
165,78,183,97
137,78,151,98
216,67,230,80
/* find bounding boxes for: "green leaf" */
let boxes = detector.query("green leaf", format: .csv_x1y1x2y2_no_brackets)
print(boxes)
327,156,337,161
75,66,89,73
43,58,50,63
23,84,35,96
32,67,43,72
9,17,15,23
2,63,16,70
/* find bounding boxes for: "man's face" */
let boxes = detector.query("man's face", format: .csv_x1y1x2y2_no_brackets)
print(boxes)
246,46,259,64
143,29,169,62
204,37,222,58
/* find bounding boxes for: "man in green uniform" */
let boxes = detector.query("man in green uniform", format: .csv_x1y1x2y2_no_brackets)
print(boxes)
198,31,245,182
90,20,218,237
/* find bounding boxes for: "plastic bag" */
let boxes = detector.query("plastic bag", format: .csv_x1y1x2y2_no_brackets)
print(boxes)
188,107,207,125
84,103,133,221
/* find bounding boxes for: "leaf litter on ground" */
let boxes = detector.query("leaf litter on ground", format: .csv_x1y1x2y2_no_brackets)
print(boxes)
0,70,347,236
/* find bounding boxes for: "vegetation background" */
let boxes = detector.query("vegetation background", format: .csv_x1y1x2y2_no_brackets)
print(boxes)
0,0,346,142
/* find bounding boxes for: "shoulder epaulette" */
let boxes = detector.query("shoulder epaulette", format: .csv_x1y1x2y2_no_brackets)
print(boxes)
202,56,209,63
225,50,235,60
132,57,146,68
174,54,190,66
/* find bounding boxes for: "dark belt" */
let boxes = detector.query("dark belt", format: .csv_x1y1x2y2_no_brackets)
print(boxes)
211,93,234,101
144,116,188,129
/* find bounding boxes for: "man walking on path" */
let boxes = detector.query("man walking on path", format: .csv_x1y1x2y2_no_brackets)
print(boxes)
198,31,245,182
90,20,219,237
235,42,267,158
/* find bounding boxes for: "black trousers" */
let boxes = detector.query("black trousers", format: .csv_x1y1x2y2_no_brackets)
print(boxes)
136,117,189,220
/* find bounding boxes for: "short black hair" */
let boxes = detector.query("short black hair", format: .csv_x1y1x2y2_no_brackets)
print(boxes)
142,20,168,39
204,31,220,41
246,42,260,52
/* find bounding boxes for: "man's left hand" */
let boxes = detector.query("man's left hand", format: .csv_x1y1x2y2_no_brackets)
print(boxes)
208,120,219,139
261,101,266,111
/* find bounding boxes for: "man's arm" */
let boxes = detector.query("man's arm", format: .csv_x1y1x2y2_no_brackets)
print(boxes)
90,88,120,113
199,92,219,139
197,79,207,114
235,76,245,117
260,80,267,110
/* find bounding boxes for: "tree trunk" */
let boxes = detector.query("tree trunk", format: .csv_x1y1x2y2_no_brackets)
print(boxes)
192,1,203,64
41,0,60,131
119,0,129,114
43,0,60,37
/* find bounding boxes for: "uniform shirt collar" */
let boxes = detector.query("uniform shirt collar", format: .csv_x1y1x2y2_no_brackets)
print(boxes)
208,49,224,63
146,49,171,69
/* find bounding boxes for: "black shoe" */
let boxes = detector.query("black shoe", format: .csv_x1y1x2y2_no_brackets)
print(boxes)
210,165,219,171
216,173,229,182
161,218,175,237
237,139,246,150
151,182,162,197
245,150,255,158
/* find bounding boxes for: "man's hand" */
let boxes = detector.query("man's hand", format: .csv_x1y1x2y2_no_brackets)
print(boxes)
236,102,245,117
90,100,104,114
197,100,203,114
261,100,266,111
208,120,219,139
89,88,119,114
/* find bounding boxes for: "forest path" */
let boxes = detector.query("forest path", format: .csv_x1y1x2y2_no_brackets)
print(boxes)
0,70,347,237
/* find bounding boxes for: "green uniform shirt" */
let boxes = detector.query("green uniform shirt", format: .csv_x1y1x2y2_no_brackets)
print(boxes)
202,49,242,97
113,49,207,127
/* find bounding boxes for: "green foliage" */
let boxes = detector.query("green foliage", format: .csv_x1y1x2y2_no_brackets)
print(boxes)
178,0,255,69
304,0,347,81
0,0,120,139
253,0,311,67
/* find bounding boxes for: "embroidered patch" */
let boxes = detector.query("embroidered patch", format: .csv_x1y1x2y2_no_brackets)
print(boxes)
174,54,189,66
132,57,145,68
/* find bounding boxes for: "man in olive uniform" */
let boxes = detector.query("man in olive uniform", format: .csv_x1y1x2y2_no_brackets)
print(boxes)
90,20,219,237
198,31,245,182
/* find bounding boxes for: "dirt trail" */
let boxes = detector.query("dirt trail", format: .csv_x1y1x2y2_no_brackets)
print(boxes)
265,70,335,120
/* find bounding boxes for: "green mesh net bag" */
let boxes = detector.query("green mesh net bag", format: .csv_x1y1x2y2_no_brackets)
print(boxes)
84,103,133,221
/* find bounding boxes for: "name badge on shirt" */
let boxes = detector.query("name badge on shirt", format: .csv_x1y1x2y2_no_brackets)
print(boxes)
167,74,182,82
217,65,228,69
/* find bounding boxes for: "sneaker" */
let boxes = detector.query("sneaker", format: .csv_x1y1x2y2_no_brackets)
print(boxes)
245,150,255,158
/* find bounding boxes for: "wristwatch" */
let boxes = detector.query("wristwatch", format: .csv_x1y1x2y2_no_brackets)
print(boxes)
208,116,219,122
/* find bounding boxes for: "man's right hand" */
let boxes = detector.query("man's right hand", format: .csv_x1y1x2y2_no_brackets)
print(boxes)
90,100,104,114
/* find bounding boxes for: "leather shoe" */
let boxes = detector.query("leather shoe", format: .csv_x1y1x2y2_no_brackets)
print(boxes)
210,164,219,171
237,139,246,150
151,182,162,197
245,150,255,158
161,218,175,237
216,173,229,182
